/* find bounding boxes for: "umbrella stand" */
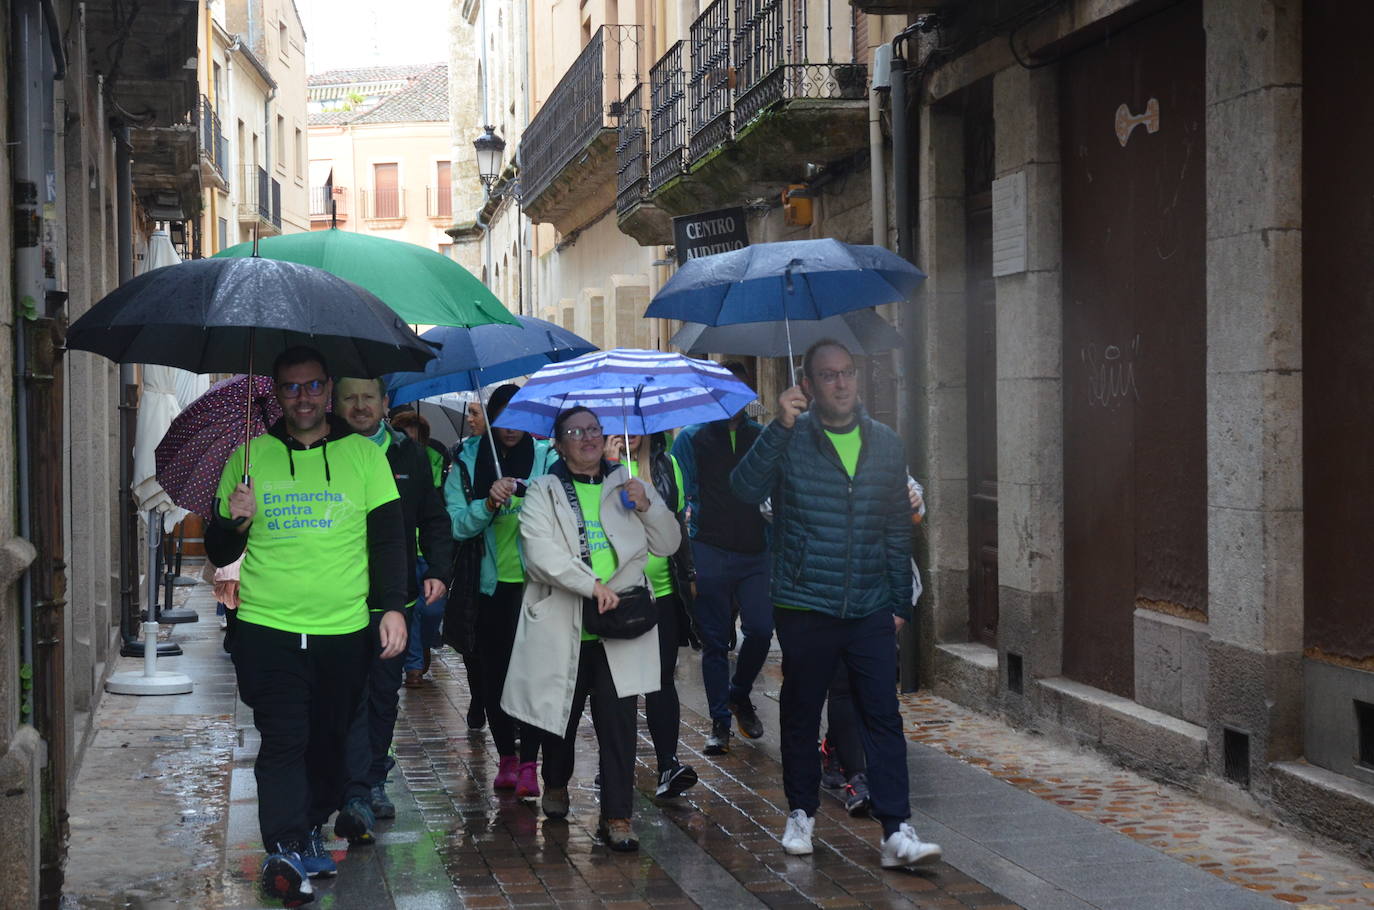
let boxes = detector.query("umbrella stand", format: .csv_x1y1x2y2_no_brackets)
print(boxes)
104,510,194,695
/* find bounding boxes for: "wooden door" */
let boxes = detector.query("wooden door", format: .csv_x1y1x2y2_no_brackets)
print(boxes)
1060,0,1207,696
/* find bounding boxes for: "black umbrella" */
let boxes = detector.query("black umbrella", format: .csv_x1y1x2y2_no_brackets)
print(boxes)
67,255,436,476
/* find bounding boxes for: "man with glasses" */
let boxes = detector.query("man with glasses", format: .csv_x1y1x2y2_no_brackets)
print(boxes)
671,361,772,755
730,340,942,871
206,346,408,905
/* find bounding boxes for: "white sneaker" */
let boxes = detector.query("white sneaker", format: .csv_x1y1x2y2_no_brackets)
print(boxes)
880,823,942,868
781,809,814,856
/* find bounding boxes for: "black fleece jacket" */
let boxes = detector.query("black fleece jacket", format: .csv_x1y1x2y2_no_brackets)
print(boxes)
383,427,453,607
205,415,408,617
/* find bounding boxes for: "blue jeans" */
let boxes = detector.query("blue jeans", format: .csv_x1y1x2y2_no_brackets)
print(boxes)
691,540,773,724
404,556,447,671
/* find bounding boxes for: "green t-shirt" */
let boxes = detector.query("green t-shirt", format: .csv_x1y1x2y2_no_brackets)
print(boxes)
424,445,444,487
492,494,526,583
573,480,618,641
825,425,862,477
778,426,863,614
627,456,684,598
216,433,400,635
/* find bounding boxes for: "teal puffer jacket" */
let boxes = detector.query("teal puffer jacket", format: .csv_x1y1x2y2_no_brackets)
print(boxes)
729,410,913,620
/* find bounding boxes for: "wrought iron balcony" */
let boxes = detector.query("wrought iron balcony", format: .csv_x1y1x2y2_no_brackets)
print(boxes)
237,164,282,235
427,185,454,219
615,84,648,214
689,0,732,164
649,42,687,191
360,188,407,221
309,185,332,217
197,95,228,184
520,24,642,231
732,0,867,129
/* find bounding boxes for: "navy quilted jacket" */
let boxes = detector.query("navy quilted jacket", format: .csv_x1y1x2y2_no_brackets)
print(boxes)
730,409,913,620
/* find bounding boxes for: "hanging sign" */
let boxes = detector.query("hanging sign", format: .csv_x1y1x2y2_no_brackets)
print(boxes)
673,206,749,265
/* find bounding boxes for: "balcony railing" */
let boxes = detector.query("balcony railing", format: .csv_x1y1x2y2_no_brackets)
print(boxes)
648,42,687,190
238,164,276,226
521,24,642,205
360,187,406,220
732,0,866,129
615,84,648,213
426,185,453,219
309,185,332,217
197,94,227,178
690,0,732,163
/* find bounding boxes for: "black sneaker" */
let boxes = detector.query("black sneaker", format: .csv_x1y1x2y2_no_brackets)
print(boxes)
729,699,764,740
370,781,395,820
820,737,846,789
704,719,731,755
333,796,375,845
466,702,486,731
261,842,314,905
844,772,871,817
655,761,699,799
301,826,337,878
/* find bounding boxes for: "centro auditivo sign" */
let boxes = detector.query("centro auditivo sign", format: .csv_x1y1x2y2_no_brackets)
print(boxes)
673,206,750,265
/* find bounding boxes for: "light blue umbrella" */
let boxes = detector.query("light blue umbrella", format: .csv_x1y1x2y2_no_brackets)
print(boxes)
383,315,596,405
645,237,925,372
492,348,756,439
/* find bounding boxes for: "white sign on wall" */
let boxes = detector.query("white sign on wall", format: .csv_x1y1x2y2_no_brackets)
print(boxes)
992,171,1028,277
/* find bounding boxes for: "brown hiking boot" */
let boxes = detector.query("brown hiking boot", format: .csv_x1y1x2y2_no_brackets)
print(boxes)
597,817,639,852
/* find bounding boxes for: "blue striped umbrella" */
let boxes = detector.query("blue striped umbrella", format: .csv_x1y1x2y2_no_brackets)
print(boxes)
491,348,756,439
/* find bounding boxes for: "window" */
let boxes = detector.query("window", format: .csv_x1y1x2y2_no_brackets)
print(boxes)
275,115,286,171
279,22,289,60
432,160,452,218
372,163,400,218
294,129,304,178
212,62,223,102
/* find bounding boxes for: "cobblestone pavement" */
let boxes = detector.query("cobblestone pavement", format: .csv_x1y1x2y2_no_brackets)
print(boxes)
894,696,1374,908
59,583,1374,908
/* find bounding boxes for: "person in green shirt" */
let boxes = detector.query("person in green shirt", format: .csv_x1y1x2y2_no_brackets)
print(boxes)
444,384,556,800
606,431,699,800
205,347,407,904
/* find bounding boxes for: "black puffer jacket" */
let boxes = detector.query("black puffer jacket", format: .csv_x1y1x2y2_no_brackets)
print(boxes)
644,434,697,636
729,408,912,620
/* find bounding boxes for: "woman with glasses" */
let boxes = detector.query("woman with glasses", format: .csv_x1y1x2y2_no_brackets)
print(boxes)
501,407,680,851
444,384,557,798
605,431,699,800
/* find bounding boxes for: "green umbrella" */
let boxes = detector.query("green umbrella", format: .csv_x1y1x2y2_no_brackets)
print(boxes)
214,228,517,328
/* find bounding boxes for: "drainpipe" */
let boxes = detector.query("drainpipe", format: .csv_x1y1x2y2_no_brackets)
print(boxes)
115,126,141,652
869,45,890,248
12,0,43,704
889,52,912,262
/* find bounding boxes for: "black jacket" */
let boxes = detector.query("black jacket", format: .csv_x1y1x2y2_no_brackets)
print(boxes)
205,414,408,616
384,427,454,607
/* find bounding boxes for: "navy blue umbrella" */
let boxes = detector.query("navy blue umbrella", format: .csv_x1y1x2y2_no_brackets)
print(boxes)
645,238,925,370
383,315,596,405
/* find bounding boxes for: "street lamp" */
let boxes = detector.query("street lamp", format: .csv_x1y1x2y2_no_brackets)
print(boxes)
473,125,506,191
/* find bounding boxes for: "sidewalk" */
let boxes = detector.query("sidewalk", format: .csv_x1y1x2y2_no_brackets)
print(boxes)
60,580,1374,908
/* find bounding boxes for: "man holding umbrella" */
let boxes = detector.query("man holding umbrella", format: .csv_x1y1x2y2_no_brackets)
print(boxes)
207,346,409,905
332,376,452,844
729,340,942,870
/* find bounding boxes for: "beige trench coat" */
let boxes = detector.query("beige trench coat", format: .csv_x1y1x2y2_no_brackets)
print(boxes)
500,465,682,735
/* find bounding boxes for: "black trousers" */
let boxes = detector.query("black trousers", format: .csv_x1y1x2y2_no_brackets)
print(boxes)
825,664,866,776
541,640,637,818
644,593,682,771
774,608,909,824
478,582,540,762
231,619,369,849
341,608,407,803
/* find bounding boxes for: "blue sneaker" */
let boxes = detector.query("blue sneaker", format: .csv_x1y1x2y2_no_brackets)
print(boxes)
260,844,314,905
334,796,375,845
301,826,337,878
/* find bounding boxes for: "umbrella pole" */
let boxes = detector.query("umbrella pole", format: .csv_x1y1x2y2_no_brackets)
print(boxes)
243,328,255,482
618,389,633,509
784,314,798,385
474,372,502,479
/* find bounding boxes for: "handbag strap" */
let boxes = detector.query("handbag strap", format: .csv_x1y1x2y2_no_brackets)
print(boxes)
557,476,594,569
457,457,474,501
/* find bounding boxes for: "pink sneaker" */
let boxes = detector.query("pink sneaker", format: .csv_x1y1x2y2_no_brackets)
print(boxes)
493,755,518,790
515,761,540,798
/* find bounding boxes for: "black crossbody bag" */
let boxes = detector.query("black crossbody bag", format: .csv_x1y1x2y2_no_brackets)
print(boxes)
442,459,485,655
557,475,658,640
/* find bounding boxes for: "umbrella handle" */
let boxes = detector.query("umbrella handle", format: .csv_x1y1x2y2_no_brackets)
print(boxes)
476,373,502,479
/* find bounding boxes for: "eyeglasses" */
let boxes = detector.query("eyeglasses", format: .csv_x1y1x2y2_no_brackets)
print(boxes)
277,379,328,398
814,367,857,385
560,425,604,440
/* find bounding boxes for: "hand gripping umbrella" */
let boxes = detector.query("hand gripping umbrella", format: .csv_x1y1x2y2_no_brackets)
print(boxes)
645,237,926,379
